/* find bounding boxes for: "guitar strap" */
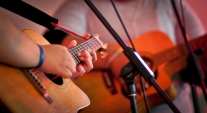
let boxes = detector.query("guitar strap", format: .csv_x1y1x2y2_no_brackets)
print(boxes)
0,0,58,30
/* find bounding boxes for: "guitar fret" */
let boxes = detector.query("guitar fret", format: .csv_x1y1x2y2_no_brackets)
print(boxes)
84,43,89,50
71,52,81,64
91,40,94,47
68,37,102,64
94,40,100,50
95,38,101,49
88,38,100,50
69,47,81,64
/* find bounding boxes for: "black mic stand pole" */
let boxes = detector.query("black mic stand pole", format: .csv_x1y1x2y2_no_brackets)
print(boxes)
84,0,180,113
120,62,140,113
171,0,207,113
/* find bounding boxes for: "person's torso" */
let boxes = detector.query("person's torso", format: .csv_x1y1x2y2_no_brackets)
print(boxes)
87,0,176,45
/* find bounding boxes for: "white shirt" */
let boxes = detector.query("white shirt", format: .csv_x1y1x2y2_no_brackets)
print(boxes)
53,0,206,112
54,0,205,45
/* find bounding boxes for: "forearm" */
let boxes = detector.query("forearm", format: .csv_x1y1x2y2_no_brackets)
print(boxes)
0,12,40,68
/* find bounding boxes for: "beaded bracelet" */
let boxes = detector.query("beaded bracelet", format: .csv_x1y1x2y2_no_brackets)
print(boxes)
36,45,45,68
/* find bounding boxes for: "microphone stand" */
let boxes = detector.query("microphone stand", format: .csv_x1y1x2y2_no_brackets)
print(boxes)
171,0,207,113
84,0,180,113
120,62,140,113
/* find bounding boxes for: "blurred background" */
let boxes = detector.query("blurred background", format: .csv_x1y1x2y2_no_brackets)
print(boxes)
1,0,207,112
0,0,206,35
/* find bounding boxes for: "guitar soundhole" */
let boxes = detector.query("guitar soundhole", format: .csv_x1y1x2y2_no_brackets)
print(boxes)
45,73,63,85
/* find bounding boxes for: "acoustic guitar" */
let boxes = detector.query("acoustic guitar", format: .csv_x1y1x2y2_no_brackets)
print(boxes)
73,31,207,113
0,29,104,113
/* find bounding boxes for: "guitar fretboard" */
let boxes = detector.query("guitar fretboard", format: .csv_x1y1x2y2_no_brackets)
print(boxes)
68,37,102,64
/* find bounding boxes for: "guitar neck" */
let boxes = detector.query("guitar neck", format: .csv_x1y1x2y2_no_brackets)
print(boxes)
69,37,102,64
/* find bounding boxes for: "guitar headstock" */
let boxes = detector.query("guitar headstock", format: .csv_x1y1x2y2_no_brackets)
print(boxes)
83,33,108,58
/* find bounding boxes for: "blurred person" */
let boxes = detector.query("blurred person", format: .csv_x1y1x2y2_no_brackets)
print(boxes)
44,0,207,113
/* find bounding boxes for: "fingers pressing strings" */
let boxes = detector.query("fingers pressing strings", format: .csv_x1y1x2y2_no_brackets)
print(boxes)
87,49,97,62
78,50,93,70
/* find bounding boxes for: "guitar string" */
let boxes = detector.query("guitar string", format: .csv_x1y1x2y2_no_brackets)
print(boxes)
50,23,104,81
69,37,97,51
68,37,101,64
50,39,95,81
69,40,92,63
51,38,98,81
51,37,102,81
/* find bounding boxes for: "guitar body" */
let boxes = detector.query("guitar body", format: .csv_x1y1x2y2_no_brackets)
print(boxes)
74,31,178,113
0,29,90,113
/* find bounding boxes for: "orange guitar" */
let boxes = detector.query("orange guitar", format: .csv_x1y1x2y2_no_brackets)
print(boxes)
0,29,105,113
73,31,207,113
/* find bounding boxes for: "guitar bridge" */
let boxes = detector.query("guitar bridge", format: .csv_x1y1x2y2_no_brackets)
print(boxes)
22,69,53,104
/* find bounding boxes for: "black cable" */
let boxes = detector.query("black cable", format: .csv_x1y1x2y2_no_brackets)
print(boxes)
179,0,185,28
110,0,150,113
110,0,135,50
